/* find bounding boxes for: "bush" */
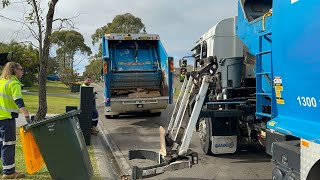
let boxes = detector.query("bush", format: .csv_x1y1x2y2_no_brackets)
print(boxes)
22,73,36,87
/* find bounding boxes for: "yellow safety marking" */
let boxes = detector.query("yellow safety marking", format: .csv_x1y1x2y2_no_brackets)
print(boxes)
268,121,277,127
301,140,309,148
139,36,150,40
277,98,285,104
275,85,283,91
124,36,132,40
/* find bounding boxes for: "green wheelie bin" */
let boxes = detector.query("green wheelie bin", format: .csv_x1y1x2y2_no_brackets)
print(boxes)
26,110,93,180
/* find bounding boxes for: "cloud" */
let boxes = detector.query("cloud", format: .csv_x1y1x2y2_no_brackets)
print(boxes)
0,0,238,72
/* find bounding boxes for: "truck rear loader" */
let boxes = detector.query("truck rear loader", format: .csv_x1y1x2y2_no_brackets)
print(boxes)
101,33,173,118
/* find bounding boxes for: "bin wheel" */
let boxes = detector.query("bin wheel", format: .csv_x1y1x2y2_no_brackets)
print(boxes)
199,117,213,155
105,115,119,119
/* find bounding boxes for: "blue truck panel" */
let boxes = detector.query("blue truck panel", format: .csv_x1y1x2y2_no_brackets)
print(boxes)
237,0,273,94
236,0,277,119
268,0,320,142
158,41,173,104
102,36,111,106
110,41,158,71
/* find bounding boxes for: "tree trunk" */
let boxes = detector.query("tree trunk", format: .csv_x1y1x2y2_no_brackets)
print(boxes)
35,0,59,120
37,50,47,120
63,52,66,68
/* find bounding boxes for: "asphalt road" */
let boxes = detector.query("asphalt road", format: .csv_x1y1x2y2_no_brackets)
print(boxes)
94,83,273,180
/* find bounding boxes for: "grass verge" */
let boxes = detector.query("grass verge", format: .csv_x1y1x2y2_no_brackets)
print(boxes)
24,81,79,94
23,94,79,114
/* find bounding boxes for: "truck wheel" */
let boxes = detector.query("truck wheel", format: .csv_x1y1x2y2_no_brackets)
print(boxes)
272,167,284,180
105,115,119,119
199,117,213,155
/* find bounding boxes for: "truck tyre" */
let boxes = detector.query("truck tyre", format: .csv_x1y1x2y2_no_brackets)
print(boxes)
272,167,284,180
199,117,213,155
105,115,119,119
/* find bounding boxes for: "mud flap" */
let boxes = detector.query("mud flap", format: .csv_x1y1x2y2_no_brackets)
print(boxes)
159,126,167,156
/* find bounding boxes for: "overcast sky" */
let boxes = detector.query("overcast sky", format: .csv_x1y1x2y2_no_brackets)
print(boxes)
0,0,238,74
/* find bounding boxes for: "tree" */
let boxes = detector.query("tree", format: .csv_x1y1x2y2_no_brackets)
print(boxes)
84,56,102,81
2,0,72,120
0,41,39,86
47,56,59,75
0,41,39,70
51,30,92,70
60,67,77,85
91,13,146,45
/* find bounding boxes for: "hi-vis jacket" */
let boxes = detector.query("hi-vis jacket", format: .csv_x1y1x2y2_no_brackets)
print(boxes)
0,76,23,120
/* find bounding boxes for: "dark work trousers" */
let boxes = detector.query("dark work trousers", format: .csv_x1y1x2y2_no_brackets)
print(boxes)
0,119,16,175
92,99,99,127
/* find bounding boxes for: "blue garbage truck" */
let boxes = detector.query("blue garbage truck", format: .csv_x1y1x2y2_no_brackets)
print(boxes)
237,0,320,179
166,1,320,179
127,1,320,179
101,33,173,118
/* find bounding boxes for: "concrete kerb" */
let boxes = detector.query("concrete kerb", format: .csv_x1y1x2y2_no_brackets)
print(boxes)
97,122,132,178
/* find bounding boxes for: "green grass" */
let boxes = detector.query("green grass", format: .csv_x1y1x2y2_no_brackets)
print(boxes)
15,130,51,179
88,146,102,180
24,81,79,94
23,94,79,114
3,129,101,179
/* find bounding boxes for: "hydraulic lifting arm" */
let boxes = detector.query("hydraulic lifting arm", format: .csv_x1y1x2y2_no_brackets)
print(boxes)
129,57,218,179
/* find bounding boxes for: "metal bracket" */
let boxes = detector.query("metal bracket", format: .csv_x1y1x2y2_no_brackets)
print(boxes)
129,149,198,180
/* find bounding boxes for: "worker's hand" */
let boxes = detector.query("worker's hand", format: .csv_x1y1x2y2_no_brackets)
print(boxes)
25,116,32,124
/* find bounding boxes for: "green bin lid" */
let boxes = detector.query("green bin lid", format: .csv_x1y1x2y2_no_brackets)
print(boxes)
26,110,81,129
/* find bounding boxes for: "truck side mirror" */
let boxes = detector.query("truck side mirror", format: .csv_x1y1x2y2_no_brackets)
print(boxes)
179,59,187,67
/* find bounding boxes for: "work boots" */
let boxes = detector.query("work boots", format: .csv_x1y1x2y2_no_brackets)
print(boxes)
91,127,99,136
2,172,25,179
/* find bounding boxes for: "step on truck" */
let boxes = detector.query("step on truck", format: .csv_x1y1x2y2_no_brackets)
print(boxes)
101,33,173,118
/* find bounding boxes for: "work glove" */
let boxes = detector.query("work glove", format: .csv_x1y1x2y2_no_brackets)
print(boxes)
25,116,32,124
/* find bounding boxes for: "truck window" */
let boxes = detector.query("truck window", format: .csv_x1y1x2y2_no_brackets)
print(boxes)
201,41,208,59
